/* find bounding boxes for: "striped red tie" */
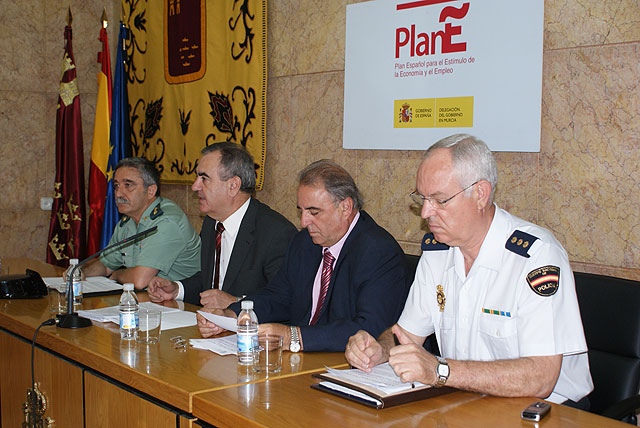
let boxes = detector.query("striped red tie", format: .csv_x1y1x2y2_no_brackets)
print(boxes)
310,249,335,325
213,222,225,289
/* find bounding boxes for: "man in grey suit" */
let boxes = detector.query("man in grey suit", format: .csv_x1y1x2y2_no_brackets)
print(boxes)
147,142,297,307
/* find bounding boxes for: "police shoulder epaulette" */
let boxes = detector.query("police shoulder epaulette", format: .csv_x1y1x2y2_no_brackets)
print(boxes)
505,230,539,258
421,233,449,251
119,215,130,227
150,204,164,220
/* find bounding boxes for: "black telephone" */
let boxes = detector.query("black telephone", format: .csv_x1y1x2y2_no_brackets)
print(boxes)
0,269,48,299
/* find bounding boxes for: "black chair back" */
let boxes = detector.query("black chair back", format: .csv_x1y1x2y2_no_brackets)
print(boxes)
574,271,640,415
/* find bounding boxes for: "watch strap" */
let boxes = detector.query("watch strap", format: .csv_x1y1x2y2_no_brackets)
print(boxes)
435,356,449,387
290,326,301,352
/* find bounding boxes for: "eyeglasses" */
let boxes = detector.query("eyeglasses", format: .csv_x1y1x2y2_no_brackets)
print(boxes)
410,181,478,209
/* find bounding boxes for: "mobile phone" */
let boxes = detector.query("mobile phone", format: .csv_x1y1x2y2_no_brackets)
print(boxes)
521,401,551,421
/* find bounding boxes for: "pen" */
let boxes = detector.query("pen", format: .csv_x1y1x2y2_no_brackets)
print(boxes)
393,333,400,347
393,333,415,388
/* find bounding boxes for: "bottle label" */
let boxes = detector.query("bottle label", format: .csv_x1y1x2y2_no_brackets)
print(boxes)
120,312,139,330
237,332,258,354
73,280,82,298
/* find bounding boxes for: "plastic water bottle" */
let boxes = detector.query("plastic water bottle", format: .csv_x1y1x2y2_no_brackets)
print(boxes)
69,258,83,304
237,300,258,365
119,283,139,340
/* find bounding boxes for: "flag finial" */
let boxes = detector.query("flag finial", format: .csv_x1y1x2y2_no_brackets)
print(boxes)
101,8,108,29
67,7,73,26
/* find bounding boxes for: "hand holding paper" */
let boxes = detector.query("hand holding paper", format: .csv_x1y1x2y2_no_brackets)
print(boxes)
197,309,238,337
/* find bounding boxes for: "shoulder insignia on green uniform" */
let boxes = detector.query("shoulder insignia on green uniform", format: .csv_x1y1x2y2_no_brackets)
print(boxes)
119,216,130,227
150,204,163,220
421,233,449,251
505,230,539,258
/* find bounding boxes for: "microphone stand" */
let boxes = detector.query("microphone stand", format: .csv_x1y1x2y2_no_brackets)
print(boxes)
57,226,158,329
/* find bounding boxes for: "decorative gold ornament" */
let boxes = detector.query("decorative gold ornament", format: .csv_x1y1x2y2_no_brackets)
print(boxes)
22,382,55,428
436,284,446,312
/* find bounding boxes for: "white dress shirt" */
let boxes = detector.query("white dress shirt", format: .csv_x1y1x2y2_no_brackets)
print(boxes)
398,205,593,403
175,198,251,300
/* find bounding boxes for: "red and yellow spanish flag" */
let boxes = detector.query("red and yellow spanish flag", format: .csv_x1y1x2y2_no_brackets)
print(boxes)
47,20,87,266
87,21,113,255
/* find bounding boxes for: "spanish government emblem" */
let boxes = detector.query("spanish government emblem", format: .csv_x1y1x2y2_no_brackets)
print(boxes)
399,103,412,123
436,285,446,312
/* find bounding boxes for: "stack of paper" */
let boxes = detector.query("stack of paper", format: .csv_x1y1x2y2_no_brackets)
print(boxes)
312,363,454,409
77,302,197,331
325,363,426,393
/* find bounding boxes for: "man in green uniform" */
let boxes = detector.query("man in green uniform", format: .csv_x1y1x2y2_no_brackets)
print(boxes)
76,157,201,289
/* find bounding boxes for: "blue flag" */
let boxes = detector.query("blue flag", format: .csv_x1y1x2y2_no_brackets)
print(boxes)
101,22,132,249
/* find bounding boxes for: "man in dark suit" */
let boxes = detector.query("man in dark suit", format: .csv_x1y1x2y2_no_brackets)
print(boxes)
147,143,296,307
198,160,411,352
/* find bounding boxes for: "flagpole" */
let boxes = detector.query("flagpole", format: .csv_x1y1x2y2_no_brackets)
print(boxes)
46,7,87,266
87,8,113,254
101,21,132,248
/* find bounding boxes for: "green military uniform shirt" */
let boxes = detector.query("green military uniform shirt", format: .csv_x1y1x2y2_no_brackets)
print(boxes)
100,197,201,281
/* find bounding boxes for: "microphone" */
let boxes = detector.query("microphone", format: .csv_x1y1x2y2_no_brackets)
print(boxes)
57,226,158,329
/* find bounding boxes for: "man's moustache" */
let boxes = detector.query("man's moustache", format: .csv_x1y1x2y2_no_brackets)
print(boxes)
115,198,129,204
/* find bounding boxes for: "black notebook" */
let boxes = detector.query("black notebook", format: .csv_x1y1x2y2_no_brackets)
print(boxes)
311,363,455,409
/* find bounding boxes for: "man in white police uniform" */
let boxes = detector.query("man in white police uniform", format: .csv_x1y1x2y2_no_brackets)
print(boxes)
345,134,593,407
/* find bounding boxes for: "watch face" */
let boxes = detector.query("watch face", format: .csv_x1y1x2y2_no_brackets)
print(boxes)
438,363,449,377
290,342,301,353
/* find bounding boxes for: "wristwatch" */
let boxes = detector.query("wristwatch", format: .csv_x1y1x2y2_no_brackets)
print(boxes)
434,356,449,387
289,326,301,353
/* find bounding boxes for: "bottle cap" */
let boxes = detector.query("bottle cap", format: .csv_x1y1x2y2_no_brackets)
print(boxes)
70,258,79,265
241,300,253,310
123,283,134,291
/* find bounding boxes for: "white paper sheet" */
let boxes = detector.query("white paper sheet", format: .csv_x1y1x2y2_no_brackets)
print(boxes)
190,335,238,355
161,310,197,330
326,363,425,394
44,276,123,294
77,302,187,331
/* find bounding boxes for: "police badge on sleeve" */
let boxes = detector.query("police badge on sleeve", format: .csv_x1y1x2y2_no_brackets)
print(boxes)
526,265,560,296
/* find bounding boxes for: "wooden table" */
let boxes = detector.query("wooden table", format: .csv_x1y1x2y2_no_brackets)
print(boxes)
0,293,346,405
193,373,630,428
0,258,347,427
2,259,629,428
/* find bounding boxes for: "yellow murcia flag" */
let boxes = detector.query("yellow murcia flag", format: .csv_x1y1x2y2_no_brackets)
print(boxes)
124,0,267,188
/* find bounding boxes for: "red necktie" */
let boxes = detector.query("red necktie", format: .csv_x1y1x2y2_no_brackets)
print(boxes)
310,249,335,325
213,222,225,289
